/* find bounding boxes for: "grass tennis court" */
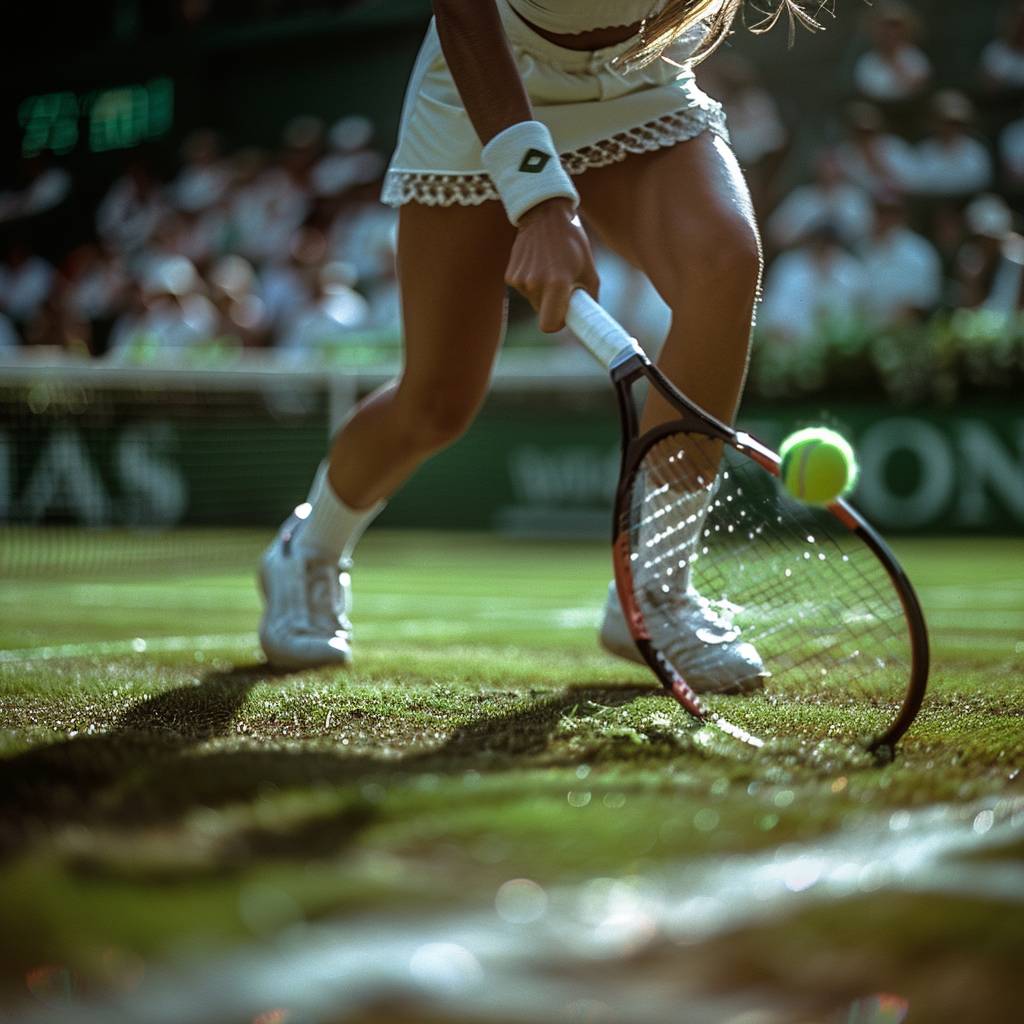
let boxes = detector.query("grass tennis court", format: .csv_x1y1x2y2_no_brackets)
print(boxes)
1,531,1022,1022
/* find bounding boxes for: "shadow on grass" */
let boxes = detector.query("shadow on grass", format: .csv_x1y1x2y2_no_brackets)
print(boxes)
0,665,658,866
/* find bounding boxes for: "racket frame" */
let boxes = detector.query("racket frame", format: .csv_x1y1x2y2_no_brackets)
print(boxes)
607,349,930,754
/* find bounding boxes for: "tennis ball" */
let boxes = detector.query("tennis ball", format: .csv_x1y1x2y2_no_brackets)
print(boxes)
779,427,858,505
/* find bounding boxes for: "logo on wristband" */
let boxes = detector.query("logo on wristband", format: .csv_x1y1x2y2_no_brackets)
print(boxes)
519,148,552,174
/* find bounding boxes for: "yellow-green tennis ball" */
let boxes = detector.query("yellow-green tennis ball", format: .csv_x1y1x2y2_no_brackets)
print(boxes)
779,427,858,505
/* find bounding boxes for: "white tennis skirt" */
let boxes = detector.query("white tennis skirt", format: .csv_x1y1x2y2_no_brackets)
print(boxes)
381,0,728,208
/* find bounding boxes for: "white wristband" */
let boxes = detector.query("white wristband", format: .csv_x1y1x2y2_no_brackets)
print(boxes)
480,120,580,226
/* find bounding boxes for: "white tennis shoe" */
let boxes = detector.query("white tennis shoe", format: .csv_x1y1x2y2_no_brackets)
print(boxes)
599,581,765,694
259,511,353,669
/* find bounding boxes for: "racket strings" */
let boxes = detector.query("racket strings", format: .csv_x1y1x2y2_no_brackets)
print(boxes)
626,434,911,725
630,474,714,588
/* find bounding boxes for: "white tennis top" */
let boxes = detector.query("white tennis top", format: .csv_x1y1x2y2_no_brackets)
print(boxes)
507,0,667,32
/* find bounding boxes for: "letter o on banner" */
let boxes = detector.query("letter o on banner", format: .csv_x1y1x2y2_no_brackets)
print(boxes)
856,417,955,529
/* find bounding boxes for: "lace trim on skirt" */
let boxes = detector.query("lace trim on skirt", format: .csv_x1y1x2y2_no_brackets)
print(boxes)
381,105,728,208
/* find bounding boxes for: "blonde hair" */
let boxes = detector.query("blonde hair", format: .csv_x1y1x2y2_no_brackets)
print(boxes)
617,1,829,70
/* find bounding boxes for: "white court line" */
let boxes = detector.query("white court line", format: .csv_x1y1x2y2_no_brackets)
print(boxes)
0,606,601,664
0,633,258,664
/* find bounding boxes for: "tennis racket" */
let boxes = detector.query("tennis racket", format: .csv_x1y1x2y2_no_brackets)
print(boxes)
565,290,929,755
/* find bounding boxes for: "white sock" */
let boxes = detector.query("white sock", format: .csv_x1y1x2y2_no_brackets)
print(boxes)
296,462,384,562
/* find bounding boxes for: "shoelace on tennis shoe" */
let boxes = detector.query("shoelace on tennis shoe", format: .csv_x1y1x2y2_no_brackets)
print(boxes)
302,555,351,636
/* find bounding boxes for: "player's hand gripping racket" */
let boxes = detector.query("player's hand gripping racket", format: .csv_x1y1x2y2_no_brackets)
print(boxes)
565,290,929,755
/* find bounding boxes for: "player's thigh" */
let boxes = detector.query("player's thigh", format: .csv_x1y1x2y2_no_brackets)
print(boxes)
576,132,762,306
395,200,516,429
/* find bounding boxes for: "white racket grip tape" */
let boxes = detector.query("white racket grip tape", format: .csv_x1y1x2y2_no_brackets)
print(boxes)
567,290,644,370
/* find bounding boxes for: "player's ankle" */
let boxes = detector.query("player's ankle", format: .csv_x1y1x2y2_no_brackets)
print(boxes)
299,462,384,561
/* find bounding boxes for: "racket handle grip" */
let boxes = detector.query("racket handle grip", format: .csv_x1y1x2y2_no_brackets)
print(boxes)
566,290,644,370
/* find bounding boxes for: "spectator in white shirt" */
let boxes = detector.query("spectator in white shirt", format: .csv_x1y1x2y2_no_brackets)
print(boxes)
312,116,386,201
980,2,1024,95
17,155,73,220
328,181,401,329
759,224,869,344
836,102,917,194
854,3,932,104
767,151,874,250
228,119,320,266
96,160,167,257
226,148,276,262
208,255,270,348
955,194,1024,312
279,261,370,359
170,130,231,215
0,242,56,325
108,256,218,357
328,185,397,286
999,104,1024,190
260,226,326,332
0,155,72,226
149,206,229,270
859,192,943,325
230,162,309,265
910,91,994,197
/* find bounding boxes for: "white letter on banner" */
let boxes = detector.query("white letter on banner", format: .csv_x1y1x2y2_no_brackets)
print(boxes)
19,428,111,525
116,421,188,527
956,419,1024,526
857,417,955,528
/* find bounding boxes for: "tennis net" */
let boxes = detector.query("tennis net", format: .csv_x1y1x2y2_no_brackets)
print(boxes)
0,358,364,577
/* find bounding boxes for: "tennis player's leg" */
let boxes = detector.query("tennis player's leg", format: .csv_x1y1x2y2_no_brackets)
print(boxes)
578,132,766,690
578,131,762,429
327,204,517,508
260,201,516,668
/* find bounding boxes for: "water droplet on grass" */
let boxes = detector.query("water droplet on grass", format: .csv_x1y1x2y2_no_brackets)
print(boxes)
782,856,822,892
495,878,548,924
409,942,483,991
693,808,720,832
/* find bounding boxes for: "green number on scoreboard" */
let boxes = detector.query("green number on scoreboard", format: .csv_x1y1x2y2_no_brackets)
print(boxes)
18,78,174,157
18,92,80,158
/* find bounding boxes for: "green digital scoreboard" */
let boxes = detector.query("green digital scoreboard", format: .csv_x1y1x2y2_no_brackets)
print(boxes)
18,78,174,158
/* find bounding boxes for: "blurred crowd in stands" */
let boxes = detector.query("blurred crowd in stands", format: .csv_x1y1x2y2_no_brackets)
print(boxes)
0,113,396,360
4,0,1024,362
735,0,1024,351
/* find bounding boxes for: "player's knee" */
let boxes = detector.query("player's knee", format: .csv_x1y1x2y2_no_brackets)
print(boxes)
657,209,762,311
400,385,480,451
694,212,762,301
419,399,478,450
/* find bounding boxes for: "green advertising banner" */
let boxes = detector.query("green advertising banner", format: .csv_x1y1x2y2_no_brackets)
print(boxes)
388,399,1024,536
3,377,1022,535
